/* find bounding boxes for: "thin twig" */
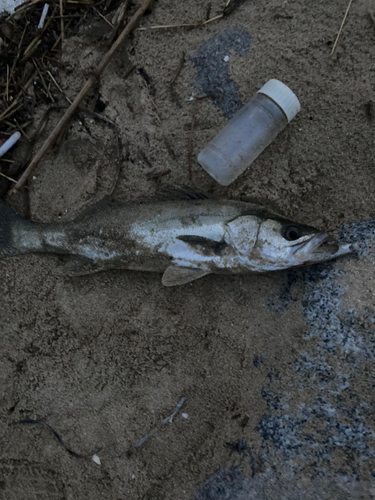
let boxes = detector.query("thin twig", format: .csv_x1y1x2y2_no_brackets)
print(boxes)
369,10,375,32
133,397,186,449
137,1,247,32
93,6,113,27
32,58,55,102
60,0,65,46
6,65,9,101
13,420,82,458
11,20,29,74
79,107,116,125
21,6,57,63
0,172,18,183
108,0,130,44
67,0,93,4
45,13,73,58
223,0,245,16
203,13,223,24
170,52,185,86
23,183,31,219
50,34,62,52
138,14,223,30
331,0,353,54
9,0,154,195
14,119,31,142
0,72,35,123
204,2,211,21
11,0,44,16
0,103,25,123
138,22,198,30
47,70,72,103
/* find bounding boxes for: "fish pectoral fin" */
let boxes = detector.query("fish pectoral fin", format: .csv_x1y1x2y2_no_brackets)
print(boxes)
63,256,103,277
162,265,210,286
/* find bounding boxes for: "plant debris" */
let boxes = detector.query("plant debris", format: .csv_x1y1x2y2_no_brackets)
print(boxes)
13,418,84,458
13,398,186,460
0,0,151,197
132,397,186,450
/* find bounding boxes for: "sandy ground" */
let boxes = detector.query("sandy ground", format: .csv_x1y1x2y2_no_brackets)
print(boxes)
1,0,375,498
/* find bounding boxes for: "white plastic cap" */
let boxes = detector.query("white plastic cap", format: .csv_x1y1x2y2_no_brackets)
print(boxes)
257,79,300,122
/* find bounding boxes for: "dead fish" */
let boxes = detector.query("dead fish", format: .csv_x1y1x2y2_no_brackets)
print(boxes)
0,188,352,286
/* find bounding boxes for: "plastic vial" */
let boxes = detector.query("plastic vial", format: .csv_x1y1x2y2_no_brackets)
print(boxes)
197,79,301,186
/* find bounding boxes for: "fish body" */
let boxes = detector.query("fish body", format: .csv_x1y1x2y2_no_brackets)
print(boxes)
0,192,352,286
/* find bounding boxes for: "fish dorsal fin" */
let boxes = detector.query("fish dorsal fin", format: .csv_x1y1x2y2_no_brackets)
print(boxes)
153,184,210,202
225,215,261,255
162,265,210,286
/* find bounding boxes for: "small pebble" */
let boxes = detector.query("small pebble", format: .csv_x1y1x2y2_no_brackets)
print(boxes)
131,474,135,479
182,413,188,419
223,55,229,62
92,454,101,465
189,96,194,101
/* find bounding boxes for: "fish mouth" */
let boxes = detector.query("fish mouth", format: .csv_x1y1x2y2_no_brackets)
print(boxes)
292,233,340,258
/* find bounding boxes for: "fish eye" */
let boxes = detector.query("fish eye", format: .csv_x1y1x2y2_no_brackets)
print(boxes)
283,225,302,241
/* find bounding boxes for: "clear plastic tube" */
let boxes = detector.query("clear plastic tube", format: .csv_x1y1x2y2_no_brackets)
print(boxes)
198,79,300,186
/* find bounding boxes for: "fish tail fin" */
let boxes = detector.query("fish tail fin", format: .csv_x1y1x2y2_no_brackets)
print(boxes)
0,203,30,258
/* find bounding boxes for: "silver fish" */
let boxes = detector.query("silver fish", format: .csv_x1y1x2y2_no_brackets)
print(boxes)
0,189,352,286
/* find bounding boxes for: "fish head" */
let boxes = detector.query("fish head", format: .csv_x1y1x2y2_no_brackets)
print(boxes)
253,217,351,269
225,214,352,271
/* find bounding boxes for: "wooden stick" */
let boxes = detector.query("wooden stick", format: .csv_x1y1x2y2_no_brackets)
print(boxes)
9,0,154,195
331,0,353,55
